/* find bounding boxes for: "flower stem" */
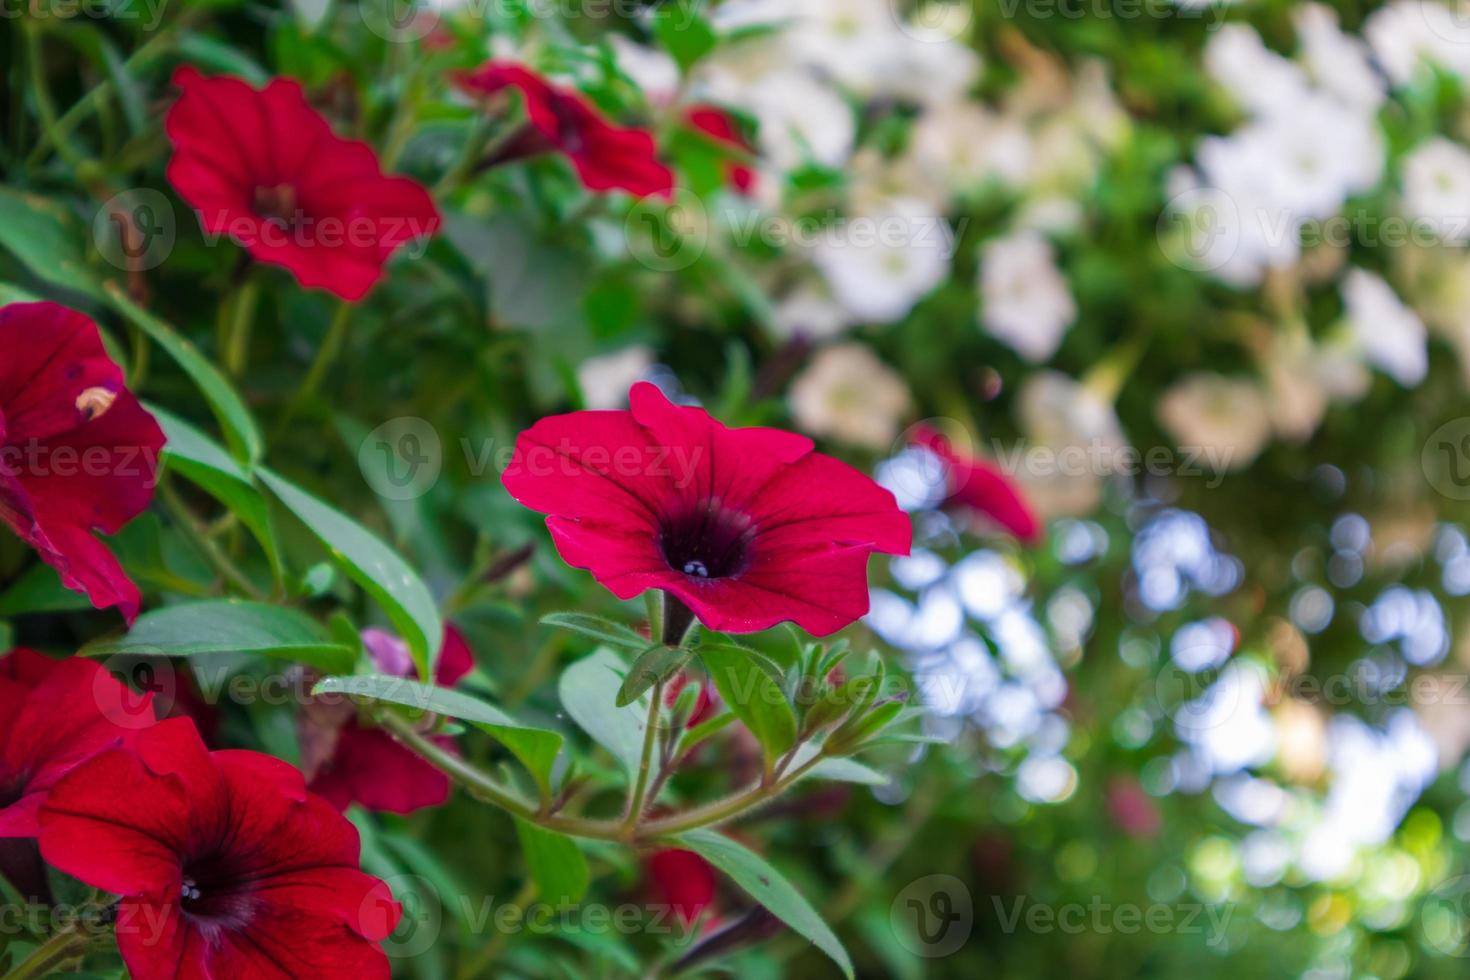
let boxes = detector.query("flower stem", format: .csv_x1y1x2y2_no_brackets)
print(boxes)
639,753,826,839
622,678,666,837
159,479,264,600
278,301,353,432
1,922,86,980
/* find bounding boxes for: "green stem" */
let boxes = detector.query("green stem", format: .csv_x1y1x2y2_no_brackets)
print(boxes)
622,678,666,837
278,302,353,431
1,922,86,980
159,480,264,600
639,753,826,839
24,22,90,172
433,110,527,198
223,276,261,377
455,879,535,980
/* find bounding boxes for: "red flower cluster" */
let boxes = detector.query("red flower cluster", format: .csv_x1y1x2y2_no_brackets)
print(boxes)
0,302,165,622
457,62,675,199
0,648,399,978
166,67,442,301
503,382,910,636
302,625,475,814
911,425,1042,544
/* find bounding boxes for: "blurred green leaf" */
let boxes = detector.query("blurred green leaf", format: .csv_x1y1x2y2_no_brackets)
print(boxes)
514,818,590,904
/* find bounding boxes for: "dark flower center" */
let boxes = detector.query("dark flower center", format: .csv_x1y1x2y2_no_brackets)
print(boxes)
253,183,300,228
659,500,755,581
178,853,257,931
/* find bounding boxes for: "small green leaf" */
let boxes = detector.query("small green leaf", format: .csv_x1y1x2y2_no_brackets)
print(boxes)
541,612,649,651
0,563,98,616
109,285,264,463
558,648,650,777
617,644,693,707
150,405,282,584
0,187,106,299
261,469,442,680
514,818,589,904
801,755,889,787
83,600,355,674
655,1,718,72
698,643,796,767
675,829,854,979
312,675,564,799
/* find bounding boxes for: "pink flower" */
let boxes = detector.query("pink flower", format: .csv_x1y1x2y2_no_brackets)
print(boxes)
912,425,1041,544
502,383,910,636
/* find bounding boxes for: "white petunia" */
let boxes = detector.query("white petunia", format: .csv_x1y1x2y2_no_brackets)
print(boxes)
1340,268,1428,387
1157,374,1274,471
811,198,953,323
577,346,655,410
788,343,911,450
1401,138,1470,243
979,231,1077,363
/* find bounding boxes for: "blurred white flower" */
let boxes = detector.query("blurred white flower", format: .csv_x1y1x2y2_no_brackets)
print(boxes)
1205,24,1311,116
1401,137,1470,243
1365,0,1470,86
979,231,1076,363
1261,330,1369,441
577,346,654,410
742,71,855,172
1015,371,1127,518
906,102,1031,194
789,343,910,450
1157,373,1273,470
1294,4,1387,112
812,198,952,323
1341,268,1428,387
770,284,855,340
608,35,680,106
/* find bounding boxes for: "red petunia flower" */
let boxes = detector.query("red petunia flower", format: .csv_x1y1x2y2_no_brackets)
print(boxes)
456,62,675,199
39,717,400,980
0,302,165,622
0,649,153,839
166,67,441,302
912,425,1042,545
502,382,911,636
685,106,756,194
647,848,717,926
302,626,474,815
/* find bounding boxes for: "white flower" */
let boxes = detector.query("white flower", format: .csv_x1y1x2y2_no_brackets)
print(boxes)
608,36,680,106
1401,138,1470,243
1294,4,1387,112
789,343,910,450
1262,330,1369,441
1205,24,1311,117
979,231,1077,363
811,198,953,323
1365,0,1470,86
1157,374,1273,471
1341,268,1428,387
741,71,855,172
577,346,654,410
770,284,855,340
1015,371,1127,519
906,102,1031,194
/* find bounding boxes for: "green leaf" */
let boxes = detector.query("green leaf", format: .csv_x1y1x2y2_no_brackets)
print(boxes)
514,818,589,904
798,753,889,787
311,675,564,799
150,405,283,584
260,469,442,680
108,285,264,463
0,187,105,299
83,600,355,674
558,648,650,777
540,612,649,651
0,563,97,616
679,711,735,756
698,643,796,767
675,829,854,979
617,643,693,707
655,1,718,72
